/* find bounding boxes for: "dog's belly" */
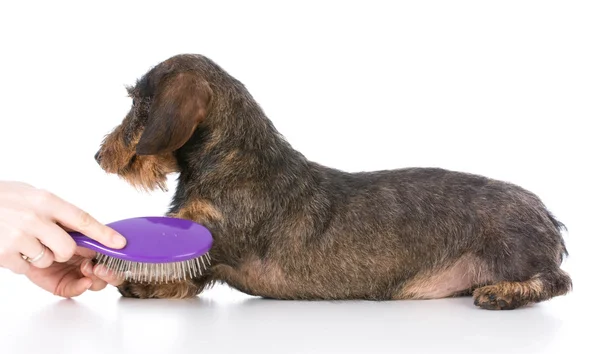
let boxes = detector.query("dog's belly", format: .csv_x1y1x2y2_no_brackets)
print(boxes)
215,258,402,300
213,253,494,300
395,254,494,299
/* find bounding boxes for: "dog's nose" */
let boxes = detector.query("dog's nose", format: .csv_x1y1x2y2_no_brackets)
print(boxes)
94,151,102,164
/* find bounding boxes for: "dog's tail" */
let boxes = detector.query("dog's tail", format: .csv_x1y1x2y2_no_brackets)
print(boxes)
547,210,569,261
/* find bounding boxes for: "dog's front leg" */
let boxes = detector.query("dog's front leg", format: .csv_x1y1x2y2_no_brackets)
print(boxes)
116,274,212,299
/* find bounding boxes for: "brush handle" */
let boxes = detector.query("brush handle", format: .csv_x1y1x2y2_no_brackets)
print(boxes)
67,216,213,263
68,232,131,258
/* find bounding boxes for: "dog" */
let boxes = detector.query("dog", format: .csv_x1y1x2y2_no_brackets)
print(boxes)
94,54,572,310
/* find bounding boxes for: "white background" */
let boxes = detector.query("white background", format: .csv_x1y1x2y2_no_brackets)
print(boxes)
1,1,598,353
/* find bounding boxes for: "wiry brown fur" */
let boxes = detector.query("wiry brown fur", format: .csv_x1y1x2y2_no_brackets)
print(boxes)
96,127,177,192
118,279,202,299
95,54,572,310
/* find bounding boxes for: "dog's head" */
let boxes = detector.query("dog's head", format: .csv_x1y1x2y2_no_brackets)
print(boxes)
95,56,213,191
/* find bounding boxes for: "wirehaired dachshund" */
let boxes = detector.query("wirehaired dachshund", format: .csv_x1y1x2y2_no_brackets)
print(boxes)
94,54,572,310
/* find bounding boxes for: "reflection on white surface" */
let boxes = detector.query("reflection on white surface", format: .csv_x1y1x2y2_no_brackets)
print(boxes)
0,270,589,354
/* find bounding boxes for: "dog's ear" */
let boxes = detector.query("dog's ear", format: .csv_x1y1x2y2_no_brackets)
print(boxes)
135,72,211,155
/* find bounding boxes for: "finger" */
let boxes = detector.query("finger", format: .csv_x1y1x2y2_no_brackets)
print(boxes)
0,208,74,263
81,258,95,277
29,219,77,263
0,220,53,268
0,253,31,275
89,278,108,291
80,259,109,290
93,264,125,286
61,277,93,298
31,190,127,249
75,246,96,259
18,236,55,269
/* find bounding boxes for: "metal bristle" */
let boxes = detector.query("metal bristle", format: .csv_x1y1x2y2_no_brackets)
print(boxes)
93,252,212,284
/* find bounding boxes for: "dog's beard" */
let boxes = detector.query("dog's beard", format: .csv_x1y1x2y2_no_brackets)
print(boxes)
116,154,176,193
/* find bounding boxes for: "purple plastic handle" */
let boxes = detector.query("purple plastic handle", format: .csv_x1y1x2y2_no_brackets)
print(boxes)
68,216,213,263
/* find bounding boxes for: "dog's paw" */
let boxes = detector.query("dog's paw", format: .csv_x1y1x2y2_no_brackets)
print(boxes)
473,284,526,310
117,281,201,299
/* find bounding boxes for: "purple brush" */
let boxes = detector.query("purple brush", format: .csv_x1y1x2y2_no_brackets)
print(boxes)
68,216,213,284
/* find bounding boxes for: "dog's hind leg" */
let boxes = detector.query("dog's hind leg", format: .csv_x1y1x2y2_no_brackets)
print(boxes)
472,269,572,310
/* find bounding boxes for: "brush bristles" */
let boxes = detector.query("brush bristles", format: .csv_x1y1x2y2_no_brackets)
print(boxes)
94,253,211,284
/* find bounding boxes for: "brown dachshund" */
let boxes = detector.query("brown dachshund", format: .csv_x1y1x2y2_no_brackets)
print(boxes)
94,54,572,310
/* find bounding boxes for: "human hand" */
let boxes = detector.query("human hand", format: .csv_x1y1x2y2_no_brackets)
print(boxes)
0,181,127,297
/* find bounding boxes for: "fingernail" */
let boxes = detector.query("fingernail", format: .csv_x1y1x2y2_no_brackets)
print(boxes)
83,261,92,275
98,265,110,277
113,233,127,248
